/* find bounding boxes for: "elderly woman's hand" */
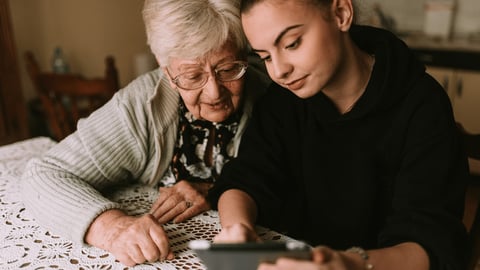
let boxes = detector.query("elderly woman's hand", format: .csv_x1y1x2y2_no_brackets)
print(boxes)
150,180,212,224
85,210,174,266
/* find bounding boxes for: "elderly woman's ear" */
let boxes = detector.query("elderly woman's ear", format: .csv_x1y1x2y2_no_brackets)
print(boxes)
161,67,177,90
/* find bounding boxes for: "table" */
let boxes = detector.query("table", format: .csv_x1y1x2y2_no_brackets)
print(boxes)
0,137,292,270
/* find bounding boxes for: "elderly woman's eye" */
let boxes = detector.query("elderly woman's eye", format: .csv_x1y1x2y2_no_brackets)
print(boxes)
183,73,204,81
219,63,237,72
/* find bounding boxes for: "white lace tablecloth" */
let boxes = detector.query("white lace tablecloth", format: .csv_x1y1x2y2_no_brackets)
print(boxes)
0,137,292,270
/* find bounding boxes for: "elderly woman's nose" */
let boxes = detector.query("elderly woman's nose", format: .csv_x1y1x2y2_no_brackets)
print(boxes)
202,77,222,99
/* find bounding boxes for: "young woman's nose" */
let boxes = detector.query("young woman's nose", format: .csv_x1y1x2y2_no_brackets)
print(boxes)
270,56,293,81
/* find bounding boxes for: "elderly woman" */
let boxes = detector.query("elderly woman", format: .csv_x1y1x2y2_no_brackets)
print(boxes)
20,0,269,266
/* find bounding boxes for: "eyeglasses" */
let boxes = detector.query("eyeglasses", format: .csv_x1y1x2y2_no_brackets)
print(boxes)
167,61,248,91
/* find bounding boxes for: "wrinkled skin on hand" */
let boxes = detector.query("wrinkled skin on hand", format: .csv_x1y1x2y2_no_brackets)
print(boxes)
87,212,174,267
150,180,212,224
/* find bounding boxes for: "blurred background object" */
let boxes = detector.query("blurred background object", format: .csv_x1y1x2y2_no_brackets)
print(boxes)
133,51,157,77
0,0,29,146
51,46,70,74
367,3,397,33
3,0,480,143
423,0,456,40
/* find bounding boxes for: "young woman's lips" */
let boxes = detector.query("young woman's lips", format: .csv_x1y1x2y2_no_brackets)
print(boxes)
285,76,307,91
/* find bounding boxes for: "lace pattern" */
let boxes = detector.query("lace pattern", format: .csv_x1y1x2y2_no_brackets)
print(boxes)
0,137,294,270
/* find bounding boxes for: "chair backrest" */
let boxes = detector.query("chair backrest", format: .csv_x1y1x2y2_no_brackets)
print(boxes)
458,123,480,270
24,51,119,141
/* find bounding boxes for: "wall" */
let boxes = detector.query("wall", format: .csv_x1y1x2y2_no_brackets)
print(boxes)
11,0,480,102
357,0,480,35
9,0,155,101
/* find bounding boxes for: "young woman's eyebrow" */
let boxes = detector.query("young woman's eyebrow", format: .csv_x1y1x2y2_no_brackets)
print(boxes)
251,24,304,53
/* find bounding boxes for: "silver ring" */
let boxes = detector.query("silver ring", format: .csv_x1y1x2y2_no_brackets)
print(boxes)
185,201,193,208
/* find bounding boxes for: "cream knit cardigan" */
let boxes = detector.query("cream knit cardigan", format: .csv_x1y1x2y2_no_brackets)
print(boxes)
20,67,269,245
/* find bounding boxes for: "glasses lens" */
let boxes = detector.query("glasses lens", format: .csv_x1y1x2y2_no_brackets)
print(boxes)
175,71,208,90
172,61,248,90
216,61,247,81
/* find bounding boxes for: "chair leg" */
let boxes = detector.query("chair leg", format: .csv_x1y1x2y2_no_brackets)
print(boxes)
469,224,480,270
467,178,480,270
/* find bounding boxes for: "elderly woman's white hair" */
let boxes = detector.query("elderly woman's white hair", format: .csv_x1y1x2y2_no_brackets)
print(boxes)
143,0,248,67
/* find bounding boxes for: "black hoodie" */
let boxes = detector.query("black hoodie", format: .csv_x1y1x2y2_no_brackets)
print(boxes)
210,25,469,270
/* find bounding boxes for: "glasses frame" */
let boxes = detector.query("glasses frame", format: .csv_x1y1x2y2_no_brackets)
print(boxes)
166,60,248,91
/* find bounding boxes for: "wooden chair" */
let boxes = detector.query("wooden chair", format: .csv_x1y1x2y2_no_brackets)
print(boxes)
24,51,119,141
458,124,480,270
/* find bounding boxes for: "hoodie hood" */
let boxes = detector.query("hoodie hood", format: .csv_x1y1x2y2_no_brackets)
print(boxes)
348,25,426,118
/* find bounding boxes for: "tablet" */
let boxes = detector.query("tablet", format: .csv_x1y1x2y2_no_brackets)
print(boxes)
189,240,312,270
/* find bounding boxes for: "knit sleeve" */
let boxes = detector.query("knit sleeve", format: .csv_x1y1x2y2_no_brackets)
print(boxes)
20,81,153,245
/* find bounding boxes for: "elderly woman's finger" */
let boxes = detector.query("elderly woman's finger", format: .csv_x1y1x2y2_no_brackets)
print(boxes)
149,220,173,261
150,187,173,216
128,244,147,265
151,192,184,220
172,201,211,223
156,200,189,224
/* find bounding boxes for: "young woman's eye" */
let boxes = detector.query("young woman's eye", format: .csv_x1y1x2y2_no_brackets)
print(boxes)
286,38,301,50
258,54,271,62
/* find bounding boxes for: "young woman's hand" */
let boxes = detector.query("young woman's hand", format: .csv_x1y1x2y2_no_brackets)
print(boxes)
257,245,366,270
150,180,212,224
213,222,261,243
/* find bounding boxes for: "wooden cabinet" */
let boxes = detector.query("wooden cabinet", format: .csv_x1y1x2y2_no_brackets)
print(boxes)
0,0,29,146
427,66,480,134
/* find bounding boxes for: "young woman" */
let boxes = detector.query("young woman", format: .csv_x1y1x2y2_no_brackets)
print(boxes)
210,0,469,269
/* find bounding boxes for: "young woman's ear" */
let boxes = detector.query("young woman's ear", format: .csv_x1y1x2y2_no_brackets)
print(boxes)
332,0,354,32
